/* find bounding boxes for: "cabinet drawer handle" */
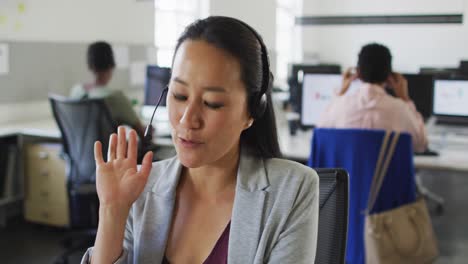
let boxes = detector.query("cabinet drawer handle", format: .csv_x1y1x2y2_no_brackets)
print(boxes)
40,191,49,198
38,151,49,159
40,171,49,177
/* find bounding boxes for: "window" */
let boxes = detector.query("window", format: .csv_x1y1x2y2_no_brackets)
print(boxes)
154,0,207,67
276,0,302,90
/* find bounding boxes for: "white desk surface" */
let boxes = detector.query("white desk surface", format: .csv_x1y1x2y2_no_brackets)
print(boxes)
2,118,468,172
0,118,174,147
414,134,468,172
277,123,468,172
0,119,61,138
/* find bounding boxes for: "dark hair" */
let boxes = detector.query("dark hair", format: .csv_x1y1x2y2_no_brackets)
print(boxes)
173,16,281,159
358,43,392,83
87,41,115,73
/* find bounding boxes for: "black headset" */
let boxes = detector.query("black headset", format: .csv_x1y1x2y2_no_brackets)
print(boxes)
231,17,273,120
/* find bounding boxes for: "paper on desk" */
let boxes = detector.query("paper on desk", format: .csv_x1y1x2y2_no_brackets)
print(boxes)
113,45,129,69
130,61,147,86
0,43,9,74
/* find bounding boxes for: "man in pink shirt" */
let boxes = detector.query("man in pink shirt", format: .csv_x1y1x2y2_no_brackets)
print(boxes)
317,43,428,152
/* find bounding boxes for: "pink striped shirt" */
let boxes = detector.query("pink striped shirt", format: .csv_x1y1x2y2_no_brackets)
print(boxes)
317,83,428,152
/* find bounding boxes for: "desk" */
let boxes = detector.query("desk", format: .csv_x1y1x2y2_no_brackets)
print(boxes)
1,117,466,227
0,119,61,139
414,134,468,172
0,120,62,227
3,117,467,172
277,126,312,161
0,118,175,227
277,124,468,172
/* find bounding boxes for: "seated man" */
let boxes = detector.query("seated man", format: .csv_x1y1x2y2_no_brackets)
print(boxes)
317,43,428,152
71,41,157,159
70,41,152,144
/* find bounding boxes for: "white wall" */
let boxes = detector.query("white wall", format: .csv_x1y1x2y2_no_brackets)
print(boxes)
301,0,468,72
209,0,276,49
0,0,154,44
209,0,277,75
303,0,464,16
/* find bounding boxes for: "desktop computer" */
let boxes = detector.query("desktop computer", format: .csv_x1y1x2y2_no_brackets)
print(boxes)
419,67,459,79
288,64,341,115
433,78,468,125
420,78,468,155
403,73,434,122
300,73,342,127
141,65,172,137
299,73,361,127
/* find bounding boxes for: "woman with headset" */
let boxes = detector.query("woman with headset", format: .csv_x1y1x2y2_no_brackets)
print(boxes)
82,16,319,264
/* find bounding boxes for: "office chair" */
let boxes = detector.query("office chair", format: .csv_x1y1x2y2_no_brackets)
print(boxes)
314,168,349,264
309,128,417,264
416,171,444,214
49,95,118,264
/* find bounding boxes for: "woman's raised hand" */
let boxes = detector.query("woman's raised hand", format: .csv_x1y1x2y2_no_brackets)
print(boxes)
94,126,153,210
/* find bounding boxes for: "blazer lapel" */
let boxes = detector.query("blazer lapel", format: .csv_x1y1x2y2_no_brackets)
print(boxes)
228,149,269,264
137,157,182,262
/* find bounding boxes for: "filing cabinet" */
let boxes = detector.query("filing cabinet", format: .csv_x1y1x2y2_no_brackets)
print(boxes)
23,143,70,227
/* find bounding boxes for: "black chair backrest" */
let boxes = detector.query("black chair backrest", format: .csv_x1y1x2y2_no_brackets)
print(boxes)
315,168,349,264
50,95,117,184
49,95,117,227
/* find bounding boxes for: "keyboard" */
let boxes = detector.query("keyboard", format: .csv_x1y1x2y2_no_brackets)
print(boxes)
414,148,439,156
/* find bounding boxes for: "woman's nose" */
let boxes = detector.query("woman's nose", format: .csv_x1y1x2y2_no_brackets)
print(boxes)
179,102,202,129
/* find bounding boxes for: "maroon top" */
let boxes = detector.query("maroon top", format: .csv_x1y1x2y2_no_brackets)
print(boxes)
162,221,230,264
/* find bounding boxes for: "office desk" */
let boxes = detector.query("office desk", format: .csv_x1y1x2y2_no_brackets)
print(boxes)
0,118,175,227
277,124,468,172
0,119,62,227
277,126,312,162
414,134,468,172
0,119,61,139
4,118,467,171
1,117,465,226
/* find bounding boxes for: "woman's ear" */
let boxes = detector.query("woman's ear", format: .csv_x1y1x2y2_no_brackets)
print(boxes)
244,117,254,130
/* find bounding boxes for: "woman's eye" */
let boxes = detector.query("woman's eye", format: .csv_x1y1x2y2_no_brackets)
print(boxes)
173,93,187,101
204,101,224,109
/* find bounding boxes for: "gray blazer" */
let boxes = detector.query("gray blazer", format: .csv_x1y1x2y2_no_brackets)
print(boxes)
82,149,319,264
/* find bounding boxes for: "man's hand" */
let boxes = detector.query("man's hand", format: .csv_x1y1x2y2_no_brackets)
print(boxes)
338,67,358,96
387,72,410,101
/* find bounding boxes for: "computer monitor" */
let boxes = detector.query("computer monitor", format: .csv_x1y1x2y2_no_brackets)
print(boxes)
300,73,342,127
300,73,363,127
144,65,171,107
459,60,468,76
288,64,341,114
403,73,434,121
419,67,459,79
433,78,468,124
141,65,172,135
290,64,341,83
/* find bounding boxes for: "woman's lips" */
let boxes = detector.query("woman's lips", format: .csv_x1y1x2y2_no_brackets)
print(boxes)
178,137,203,148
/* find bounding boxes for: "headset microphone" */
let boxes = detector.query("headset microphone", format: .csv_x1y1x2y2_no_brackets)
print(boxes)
144,86,169,143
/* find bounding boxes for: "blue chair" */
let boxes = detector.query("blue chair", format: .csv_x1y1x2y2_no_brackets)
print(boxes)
308,128,416,264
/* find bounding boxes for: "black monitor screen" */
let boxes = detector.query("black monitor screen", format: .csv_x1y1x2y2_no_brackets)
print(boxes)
403,73,434,121
144,65,171,106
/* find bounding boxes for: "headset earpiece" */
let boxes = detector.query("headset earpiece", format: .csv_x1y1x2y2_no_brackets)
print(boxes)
250,71,273,119
232,18,273,120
